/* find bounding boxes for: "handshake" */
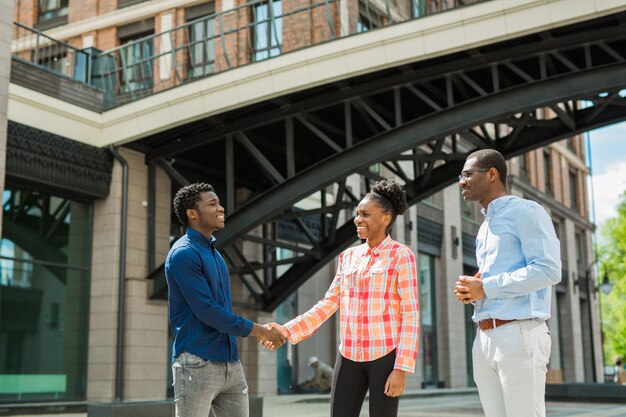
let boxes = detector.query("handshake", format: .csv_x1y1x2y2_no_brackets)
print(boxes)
250,322,289,350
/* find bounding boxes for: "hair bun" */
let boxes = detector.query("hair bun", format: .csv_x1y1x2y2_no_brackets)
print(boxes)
371,179,408,215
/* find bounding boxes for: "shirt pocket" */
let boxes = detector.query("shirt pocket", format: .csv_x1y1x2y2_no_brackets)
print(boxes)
370,268,390,290
340,272,356,314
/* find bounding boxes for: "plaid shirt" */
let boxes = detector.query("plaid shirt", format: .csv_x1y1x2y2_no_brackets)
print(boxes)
284,236,420,373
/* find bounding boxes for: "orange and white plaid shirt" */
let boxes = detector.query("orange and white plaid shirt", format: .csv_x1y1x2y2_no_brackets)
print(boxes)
284,235,420,373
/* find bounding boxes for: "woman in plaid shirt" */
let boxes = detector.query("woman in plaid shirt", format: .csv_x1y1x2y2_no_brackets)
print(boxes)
269,179,420,417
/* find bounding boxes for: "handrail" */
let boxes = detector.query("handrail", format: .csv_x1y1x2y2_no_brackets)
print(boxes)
12,0,490,109
11,21,94,85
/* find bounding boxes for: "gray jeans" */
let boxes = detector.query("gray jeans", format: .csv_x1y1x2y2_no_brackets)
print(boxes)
173,352,249,417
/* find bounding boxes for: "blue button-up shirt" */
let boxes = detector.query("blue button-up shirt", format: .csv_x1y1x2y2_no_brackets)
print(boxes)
165,227,253,363
473,195,561,322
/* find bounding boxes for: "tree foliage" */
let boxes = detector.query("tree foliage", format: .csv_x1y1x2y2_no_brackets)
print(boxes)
598,190,626,364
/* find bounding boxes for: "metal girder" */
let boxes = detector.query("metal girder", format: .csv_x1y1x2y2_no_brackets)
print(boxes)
219,64,626,247
142,13,626,310
262,95,626,311
219,66,626,311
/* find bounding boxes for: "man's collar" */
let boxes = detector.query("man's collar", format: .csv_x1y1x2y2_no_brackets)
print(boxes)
481,195,516,217
187,227,217,247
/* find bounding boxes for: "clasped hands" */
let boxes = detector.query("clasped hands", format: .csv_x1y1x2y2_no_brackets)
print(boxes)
454,272,485,304
251,322,289,350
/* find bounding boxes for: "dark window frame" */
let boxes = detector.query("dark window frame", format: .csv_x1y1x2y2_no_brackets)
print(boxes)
118,30,155,94
569,167,578,210
543,150,553,195
357,0,385,33
252,0,283,62
35,0,69,30
187,16,217,79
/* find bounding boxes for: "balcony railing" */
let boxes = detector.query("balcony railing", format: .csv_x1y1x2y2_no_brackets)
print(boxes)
12,0,489,110
11,22,93,85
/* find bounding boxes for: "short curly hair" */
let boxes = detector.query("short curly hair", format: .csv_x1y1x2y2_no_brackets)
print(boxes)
173,183,215,226
467,149,507,186
367,179,408,233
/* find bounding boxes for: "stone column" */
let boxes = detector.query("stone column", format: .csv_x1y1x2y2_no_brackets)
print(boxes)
438,184,467,387
561,218,585,382
87,147,170,401
0,0,14,236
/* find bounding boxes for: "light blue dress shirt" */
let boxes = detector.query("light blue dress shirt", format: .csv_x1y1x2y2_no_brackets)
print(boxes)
473,195,562,322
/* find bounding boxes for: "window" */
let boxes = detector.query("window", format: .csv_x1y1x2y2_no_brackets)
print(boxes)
566,137,576,153
118,33,154,93
38,51,68,76
519,153,529,181
187,18,216,78
253,0,282,62
1,185,92,403
419,253,438,387
569,168,578,210
543,150,553,195
186,4,217,79
357,1,384,33
575,231,585,271
118,0,150,8
37,0,68,29
461,198,472,219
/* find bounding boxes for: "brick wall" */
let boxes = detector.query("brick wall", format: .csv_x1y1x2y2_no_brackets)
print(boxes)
69,0,99,23
14,0,36,27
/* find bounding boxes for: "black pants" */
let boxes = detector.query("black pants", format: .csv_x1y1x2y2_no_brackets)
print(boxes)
330,350,399,417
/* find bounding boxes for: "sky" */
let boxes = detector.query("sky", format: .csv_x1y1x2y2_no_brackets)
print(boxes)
587,120,626,230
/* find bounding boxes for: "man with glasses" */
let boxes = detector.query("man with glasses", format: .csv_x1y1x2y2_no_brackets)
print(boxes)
454,149,561,417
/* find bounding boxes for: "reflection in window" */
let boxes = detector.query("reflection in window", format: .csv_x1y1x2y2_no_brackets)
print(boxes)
119,35,154,93
569,168,578,210
419,253,437,387
253,0,282,62
519,153,529,181
38,0,69,23
188,18,216,78
357,1,384,33
1,185,92,403
543,150,553,195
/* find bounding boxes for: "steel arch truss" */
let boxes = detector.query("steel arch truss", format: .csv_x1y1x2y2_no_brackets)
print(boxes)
142,13,626,310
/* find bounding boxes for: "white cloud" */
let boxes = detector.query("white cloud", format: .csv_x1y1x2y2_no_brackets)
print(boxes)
589,161,626,226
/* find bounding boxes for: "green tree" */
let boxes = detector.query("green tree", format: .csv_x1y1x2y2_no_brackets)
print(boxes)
598,190,626,365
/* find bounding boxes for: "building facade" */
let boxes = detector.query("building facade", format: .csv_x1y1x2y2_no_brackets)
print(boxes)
1,0,605,409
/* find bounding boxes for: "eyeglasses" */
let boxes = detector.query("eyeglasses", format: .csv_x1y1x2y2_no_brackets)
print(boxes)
458,169,490,181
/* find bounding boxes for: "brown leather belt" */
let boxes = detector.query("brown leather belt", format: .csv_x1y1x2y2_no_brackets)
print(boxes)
478,319,517,331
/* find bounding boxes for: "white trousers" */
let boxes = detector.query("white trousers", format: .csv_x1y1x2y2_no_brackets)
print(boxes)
472,320,551,417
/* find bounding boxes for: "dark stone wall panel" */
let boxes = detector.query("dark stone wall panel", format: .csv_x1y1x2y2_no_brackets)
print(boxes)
7,121,113,200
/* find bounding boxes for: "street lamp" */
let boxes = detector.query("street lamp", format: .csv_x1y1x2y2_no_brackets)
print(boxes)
598,270,613,295
595,266,613,382
583,262,614,382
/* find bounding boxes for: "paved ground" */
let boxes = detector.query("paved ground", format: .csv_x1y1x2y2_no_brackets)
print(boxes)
264,390,626,417
8,390,626,417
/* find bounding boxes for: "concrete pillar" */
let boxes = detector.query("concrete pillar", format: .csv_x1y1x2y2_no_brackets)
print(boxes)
87,147,170,402
562,218,585,382
586,228,604,382
438,184,466,387
0,0,14,236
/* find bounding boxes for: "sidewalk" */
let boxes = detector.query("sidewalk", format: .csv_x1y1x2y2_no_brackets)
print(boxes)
263,388,626,417
7,388,626,417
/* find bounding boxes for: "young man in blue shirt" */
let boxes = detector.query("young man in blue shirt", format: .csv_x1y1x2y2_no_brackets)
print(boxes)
454,149,561,417
166,182,285,417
